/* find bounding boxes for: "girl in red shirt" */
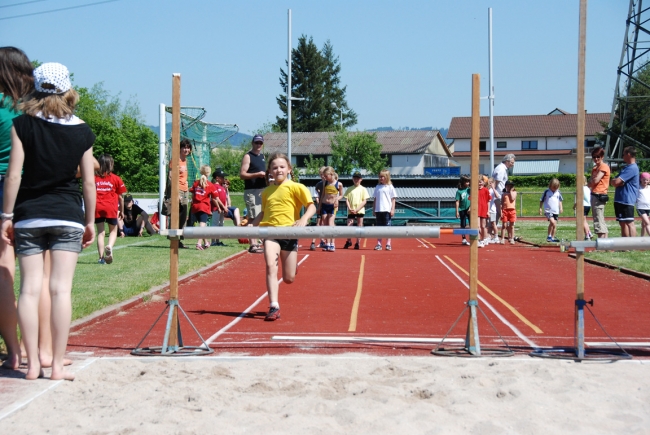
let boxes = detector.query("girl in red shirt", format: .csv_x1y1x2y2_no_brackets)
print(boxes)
95,154,126,264
477,175,491,248
190,165,217,250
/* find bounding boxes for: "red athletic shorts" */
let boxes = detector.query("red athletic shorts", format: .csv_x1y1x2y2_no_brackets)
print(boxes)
501,208,517,223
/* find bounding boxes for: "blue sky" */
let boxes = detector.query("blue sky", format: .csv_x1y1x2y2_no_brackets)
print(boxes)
1,0,627,135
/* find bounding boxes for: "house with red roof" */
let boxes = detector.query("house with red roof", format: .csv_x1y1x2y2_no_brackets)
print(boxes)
446,109,609,175
261,130,454,175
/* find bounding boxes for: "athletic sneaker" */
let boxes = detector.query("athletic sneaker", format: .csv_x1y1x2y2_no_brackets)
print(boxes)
374,244,382,251
98,258,106,265
210,241,219,247
547,236,560,243
478,240,485,248
354,242,360,250
310,242,316,251
499,239,505,245
492,237,500,244
319,241,327,248
343,240,352,249
104,246,113,264
510,238,516,245
385,245,392,251
462,239,470,246
327,244,336,252
265,306,281,321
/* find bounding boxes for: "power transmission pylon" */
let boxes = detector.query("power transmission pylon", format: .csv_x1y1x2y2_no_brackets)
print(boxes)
605,0,650,159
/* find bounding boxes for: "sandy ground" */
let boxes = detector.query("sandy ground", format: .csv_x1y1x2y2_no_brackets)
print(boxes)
1,355,649,434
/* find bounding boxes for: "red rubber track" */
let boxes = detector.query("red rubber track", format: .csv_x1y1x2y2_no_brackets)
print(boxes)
67,235,650,357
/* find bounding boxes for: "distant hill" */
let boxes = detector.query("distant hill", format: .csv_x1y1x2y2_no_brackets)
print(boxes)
369,126,448,139
148,124,252,148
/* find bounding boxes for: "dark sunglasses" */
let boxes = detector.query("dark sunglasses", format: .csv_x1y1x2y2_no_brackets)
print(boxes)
254,141,263,145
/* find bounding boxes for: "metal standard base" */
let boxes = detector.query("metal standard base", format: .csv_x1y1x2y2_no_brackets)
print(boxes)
131,299,214,357
529,298,631,362
432,301,514,358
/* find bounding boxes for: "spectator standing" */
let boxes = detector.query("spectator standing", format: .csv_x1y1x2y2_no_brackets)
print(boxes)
240,134,266,253
588,146,610,239
455,175,471,246
95,154,125,264
501,180,517,244
373,169,397,251
575,180,593,240
0,46,33,370
637,172,650,237
491,154,516,241
610,146,640,237
209,169,228,247
320,166,343,252
477,175,491,247
488,177,499,243
540,178,564,243
343,171,369,250
310,166,327,251
189,165,217,250
2,62,96,380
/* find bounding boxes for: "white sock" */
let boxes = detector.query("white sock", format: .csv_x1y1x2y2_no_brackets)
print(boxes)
270,302,279,309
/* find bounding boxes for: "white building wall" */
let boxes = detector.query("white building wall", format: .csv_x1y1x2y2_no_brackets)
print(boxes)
391,154,424,175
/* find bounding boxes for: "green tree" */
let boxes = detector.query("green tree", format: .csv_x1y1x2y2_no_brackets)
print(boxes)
330,130,387,175
304,154,326,175
75,83,159,192
274,36,357,132
211,145,245,178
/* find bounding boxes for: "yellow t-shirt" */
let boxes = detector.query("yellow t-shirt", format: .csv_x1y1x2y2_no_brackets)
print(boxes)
260,179,313,227
344,184,370,214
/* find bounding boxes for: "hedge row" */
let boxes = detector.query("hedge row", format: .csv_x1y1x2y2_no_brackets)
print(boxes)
509,173,587,188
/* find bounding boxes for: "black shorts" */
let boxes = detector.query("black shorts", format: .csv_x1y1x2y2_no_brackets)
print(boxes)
614,202,635,221
375,211,392,227
95,217,118,225
193,211,210,224
265,238,298,252
639,208,650,216
583,206,591,216
347,213,365,220
320,203,335,216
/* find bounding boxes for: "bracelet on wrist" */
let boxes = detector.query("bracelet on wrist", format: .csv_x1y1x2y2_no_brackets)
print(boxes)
1,212,14,221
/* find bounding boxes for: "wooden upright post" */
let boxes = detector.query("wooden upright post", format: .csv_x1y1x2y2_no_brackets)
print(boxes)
466,73,481,355
575,0,587,358
168,74,181,349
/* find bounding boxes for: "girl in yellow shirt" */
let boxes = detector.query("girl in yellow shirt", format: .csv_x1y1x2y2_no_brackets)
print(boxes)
251,153,316,321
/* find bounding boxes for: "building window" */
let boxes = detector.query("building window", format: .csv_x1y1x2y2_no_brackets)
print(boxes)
497,141,507,149
479,141,486,151
522,140,538,150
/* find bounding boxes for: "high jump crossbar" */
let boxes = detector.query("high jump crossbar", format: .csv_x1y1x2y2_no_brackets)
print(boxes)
169,226,478,240
571,237,650,252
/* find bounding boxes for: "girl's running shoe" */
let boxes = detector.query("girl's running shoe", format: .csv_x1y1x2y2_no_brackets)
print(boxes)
104,246,113,264
265,306,281,321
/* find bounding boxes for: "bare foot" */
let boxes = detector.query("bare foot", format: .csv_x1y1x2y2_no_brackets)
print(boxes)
1,353,21,370
25,363,44,380
50,370,75,381
40,356,73,368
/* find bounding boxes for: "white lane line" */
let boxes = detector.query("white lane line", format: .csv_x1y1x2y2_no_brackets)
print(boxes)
78,240,151,257
435,255,539,349
0,357,98,421
416,238,429,248
272,335,464,343
201,254,311,347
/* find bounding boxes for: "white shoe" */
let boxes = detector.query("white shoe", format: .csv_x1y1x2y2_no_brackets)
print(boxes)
478,241,485,248
493,237,500,244
462,239,470,246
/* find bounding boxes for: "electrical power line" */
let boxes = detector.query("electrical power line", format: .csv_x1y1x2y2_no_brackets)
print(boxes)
0,0,48,9
0,0,120,20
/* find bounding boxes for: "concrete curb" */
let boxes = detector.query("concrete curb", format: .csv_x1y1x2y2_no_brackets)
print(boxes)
567,253,650,281
69,250,248,333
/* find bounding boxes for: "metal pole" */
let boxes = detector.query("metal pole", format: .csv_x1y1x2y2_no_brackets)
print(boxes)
488,8,495,172
158,103,167,231
340,108,342,129
287,9,292,164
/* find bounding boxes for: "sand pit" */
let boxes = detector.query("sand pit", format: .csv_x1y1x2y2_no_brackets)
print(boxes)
2,355,649,434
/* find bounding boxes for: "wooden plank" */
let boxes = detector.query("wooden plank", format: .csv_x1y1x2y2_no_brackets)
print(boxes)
169,73,181,347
